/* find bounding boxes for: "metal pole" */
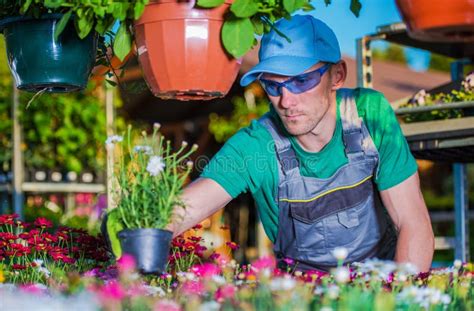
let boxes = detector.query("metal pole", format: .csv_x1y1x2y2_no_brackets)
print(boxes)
453,164,469,261
451,60,470,262
105,83,115,210
12,85,24,219
356,36,373,88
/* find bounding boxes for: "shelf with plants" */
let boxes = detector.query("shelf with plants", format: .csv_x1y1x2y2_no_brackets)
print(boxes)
357,20,474,262
394,76,474,163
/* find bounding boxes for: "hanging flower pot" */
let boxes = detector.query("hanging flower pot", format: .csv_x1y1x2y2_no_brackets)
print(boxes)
0,14,98,92
118,228,173,274
395,0,474,42
133,0,241,101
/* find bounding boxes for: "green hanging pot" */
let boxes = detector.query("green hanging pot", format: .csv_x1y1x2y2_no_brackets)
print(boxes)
0,14,98,92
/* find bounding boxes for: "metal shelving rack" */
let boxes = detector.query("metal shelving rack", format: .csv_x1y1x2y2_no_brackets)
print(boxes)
9,84,115,219
357,22,473,262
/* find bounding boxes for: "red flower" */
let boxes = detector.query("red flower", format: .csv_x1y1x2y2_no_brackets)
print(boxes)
42,232,58,243
226,241,239,251
0,214,19,226
188,236,202,243
0,232,17,242
191,223,202,230
209,252,220,261
9,243,30,257
34,217,53,229
12,264,27,270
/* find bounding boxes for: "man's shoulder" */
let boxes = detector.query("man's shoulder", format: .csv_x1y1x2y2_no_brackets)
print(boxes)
225,117,274,150
338,87,391,118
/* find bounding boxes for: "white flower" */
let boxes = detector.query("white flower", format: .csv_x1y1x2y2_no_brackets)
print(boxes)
327,285,340,300
462,72,474,90
211,275,226,285
454,259,463,269
105,135,123,147
199,301,220,311
269,276,296,291
332,247,348,261
333,267,350,284
133,145,153,155
146,156,165,176
441,294,451,305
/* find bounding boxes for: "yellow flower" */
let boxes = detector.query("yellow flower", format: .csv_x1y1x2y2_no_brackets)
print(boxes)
0,270,5,283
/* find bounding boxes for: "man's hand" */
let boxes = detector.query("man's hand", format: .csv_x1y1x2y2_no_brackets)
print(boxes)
380,172,434,272
167,178,233,237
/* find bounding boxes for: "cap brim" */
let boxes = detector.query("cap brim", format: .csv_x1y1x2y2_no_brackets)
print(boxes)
240,56,317,87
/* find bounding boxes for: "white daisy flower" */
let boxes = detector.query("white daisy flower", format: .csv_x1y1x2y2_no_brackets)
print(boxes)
133,145,153,155
146,156,165,176
105,135,123,147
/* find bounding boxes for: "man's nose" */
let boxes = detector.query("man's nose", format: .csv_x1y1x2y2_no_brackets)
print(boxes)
279,87,297,109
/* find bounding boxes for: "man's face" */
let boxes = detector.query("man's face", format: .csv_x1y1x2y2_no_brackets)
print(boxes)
261,63,334,136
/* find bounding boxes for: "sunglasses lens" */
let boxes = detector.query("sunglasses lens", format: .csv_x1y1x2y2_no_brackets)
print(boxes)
287,72,321,94
262,81,281,96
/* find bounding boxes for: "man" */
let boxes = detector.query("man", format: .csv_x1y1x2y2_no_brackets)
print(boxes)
171,15,434,272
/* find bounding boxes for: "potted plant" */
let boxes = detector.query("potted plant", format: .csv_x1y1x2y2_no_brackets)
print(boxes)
396,0,474,42
0,0,147,92
105,124,197,274
133,0,362,100
398,72,474,123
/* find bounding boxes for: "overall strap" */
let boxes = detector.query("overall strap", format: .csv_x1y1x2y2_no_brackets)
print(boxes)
339,89,365,161
258,113,300,176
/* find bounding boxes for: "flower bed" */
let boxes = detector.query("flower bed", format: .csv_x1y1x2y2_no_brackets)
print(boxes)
1,214,473,310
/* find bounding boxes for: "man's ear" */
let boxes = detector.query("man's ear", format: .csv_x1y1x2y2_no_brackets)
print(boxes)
330,60,347,90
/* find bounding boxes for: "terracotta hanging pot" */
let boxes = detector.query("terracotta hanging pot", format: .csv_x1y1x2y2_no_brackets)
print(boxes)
133,0,241,101
396,0,474,42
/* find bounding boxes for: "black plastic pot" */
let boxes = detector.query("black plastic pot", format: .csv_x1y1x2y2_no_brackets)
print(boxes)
118,228,173,275
0,14,98,92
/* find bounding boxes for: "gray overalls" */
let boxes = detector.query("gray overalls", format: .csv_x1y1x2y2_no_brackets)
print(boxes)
259,89,397,271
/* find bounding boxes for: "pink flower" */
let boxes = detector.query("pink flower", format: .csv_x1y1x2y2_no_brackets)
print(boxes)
98,281,126,301
180,280,205,296
209,252,220,261
191,263,221,278
225,241,239,250
20,284,47,294
251,256,276,272
154,299,182,311
215,284,236,302
117,254,136,274
282,257,294,265
34,217,53,229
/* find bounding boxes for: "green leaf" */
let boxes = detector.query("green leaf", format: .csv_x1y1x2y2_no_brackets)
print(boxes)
324,0,331,5
106,209,125,258
44,0,62,9
231,0,259,18
283,0,306,14
20,0,32,14
113,22,132,61
105,79,117,87
76,10,94,39
133,2,146,20
251,16,264,36
350,0,362,17
302,3,315,11
54,10,72,42
196,0,225,8
222,17,255,58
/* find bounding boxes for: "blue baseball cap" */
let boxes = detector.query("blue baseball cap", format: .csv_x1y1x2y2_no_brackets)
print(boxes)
240,15,341,87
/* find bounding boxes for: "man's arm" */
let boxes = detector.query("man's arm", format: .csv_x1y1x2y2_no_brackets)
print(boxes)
168,178,233,237
380,172,434,272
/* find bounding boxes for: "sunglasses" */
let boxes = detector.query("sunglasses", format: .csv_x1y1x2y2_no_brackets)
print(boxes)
259,63,331,97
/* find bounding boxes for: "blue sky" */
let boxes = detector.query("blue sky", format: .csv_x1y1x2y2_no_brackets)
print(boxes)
306,0,431,71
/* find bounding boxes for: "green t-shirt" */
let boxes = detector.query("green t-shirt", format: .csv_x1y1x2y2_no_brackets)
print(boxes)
201,88,418,243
